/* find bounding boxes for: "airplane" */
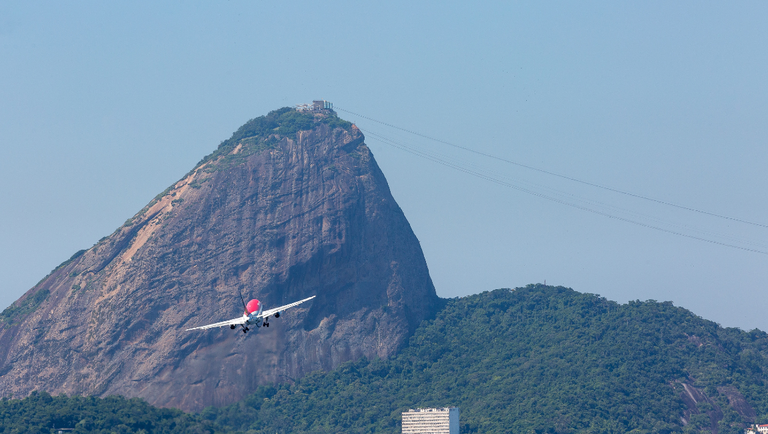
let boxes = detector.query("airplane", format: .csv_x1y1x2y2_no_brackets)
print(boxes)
186,295,316,333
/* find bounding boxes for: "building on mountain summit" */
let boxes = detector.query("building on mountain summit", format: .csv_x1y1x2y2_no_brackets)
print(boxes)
401,407,459,434
312,100,332,110
295,100,333,111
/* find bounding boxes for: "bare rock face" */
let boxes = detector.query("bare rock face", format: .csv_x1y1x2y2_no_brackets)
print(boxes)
0,108,439,411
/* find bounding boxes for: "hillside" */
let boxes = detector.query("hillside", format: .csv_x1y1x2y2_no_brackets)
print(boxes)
0,107,439,411
203,285,768,433
0,392,218,433
3,285,768,433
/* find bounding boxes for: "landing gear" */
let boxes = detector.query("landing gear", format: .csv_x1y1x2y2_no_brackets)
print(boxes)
263,321,270,327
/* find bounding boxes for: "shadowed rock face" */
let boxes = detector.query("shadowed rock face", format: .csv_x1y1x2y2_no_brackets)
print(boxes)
0,108,439,411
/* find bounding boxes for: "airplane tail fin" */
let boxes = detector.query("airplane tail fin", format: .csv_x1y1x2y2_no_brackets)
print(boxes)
237,287,248,315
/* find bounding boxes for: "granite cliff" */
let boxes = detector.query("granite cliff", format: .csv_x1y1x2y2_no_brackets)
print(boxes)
0,107,439,411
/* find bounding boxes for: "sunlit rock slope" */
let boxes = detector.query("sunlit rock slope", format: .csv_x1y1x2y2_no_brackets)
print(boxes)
0,107,439,411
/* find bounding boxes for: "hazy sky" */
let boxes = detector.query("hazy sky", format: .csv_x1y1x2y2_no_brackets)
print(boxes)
2,2,767,330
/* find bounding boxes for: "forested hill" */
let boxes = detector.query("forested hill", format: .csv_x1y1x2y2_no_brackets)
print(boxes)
4,285,768,433
206,285,768,433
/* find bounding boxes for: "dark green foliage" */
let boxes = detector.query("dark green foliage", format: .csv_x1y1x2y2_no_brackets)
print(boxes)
221,107,307,146
7,286,768,433
0,392,218,433
322,113,353,132
202,285,768,433
0,289,50,325
188,177,211,189
194,108,352,174
218,107,350,148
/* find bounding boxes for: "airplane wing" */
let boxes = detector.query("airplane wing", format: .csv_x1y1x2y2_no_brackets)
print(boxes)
257,295,316,319
186,315,248,331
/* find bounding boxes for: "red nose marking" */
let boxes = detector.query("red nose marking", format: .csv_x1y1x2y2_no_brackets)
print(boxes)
246,299,261,314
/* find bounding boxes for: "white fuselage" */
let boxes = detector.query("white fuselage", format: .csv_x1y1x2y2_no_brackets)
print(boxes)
243,305,263,326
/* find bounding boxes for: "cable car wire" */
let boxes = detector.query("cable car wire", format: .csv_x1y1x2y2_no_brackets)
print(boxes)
336,107,768,229
364,129,768,251
361,131,768,256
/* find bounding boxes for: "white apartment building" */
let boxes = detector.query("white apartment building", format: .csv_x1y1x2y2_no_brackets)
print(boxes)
402,407,459,434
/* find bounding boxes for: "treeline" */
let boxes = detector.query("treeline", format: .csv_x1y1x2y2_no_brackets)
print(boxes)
0,392,217,434
204,285,768,433
215,107,352,154
5,285,768,433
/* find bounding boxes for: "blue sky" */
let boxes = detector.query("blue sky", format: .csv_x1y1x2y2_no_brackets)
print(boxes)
2,2,767,330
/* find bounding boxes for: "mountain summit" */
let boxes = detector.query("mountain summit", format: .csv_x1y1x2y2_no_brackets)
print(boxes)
0,107,439,411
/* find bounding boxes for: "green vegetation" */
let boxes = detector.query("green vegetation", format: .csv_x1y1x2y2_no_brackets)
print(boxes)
54,250,87,272
193,108,353,174
6,286,768,433
321,112,353,132
141,184,178,214
189,177,211,189
202,286,768,433
218,107,350,148
119,108,353,224
0,289,50,325
0,392,217,433
26,249,88,292
117,108,353,224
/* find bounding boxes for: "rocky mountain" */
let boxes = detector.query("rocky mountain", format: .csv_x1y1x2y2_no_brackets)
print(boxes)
0,107,439,411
